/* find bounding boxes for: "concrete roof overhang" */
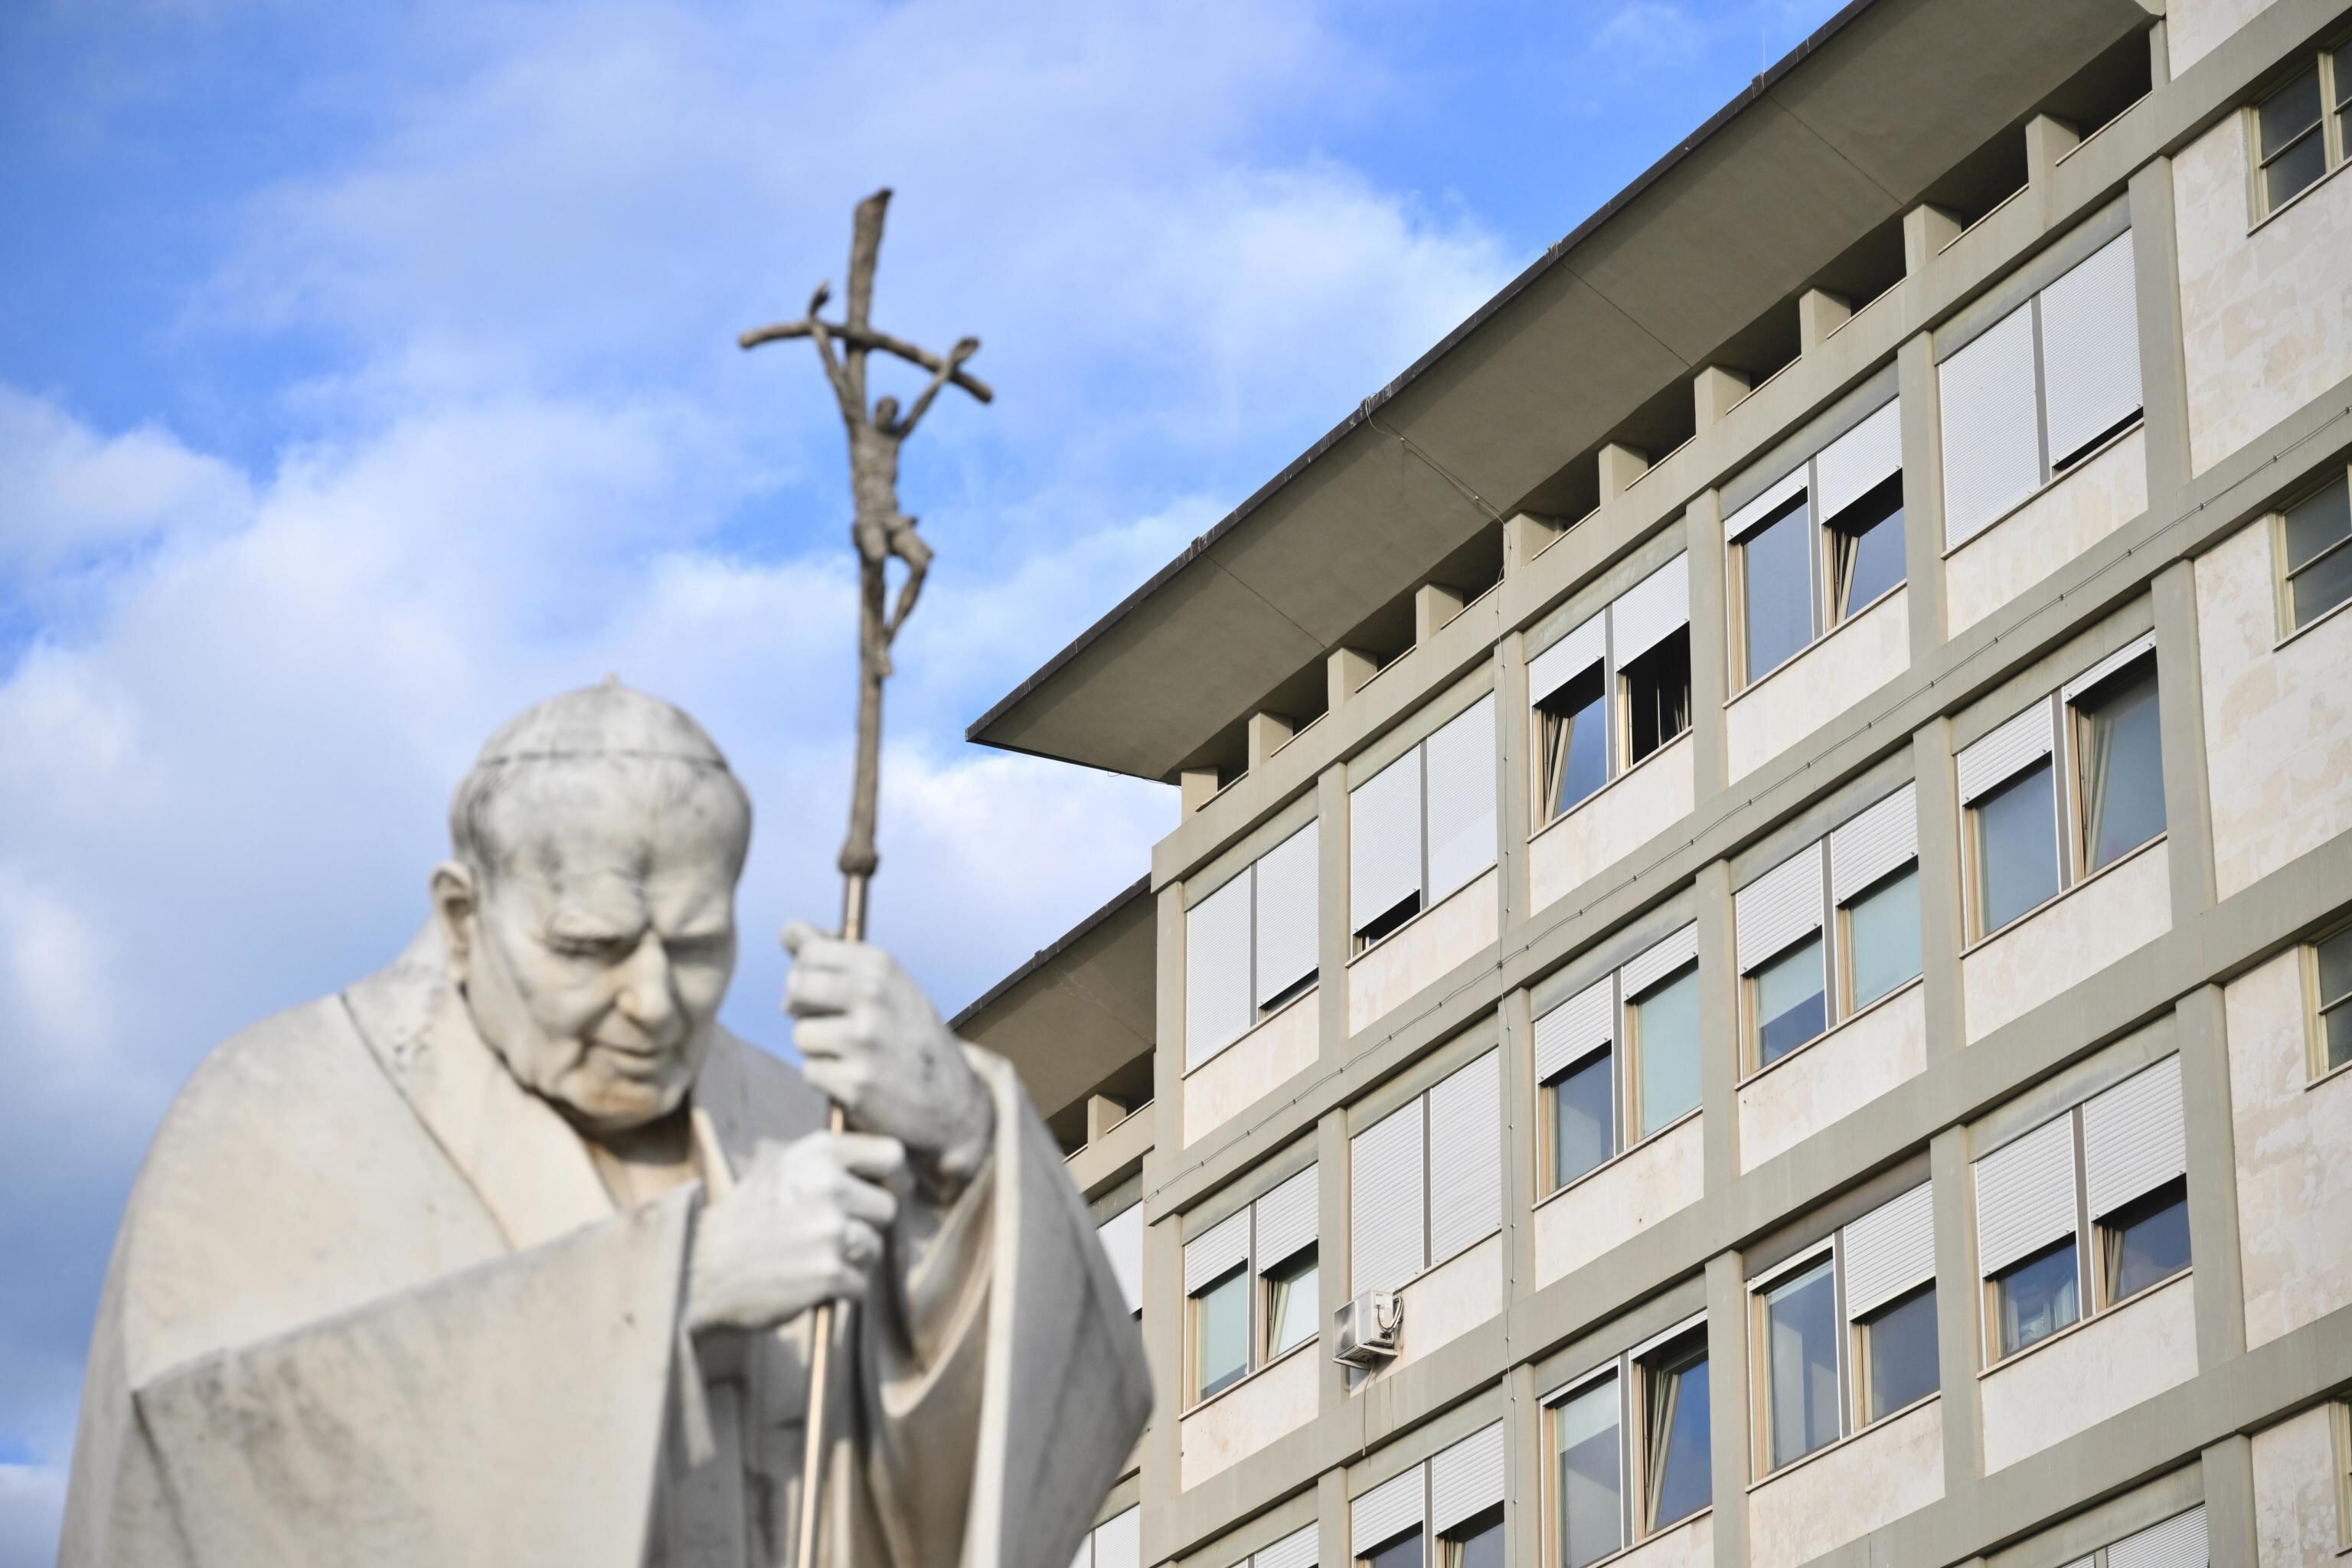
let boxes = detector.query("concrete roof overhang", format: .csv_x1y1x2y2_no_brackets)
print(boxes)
967,0,2155,782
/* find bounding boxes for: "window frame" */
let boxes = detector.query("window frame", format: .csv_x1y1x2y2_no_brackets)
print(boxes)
1625,962,1703,1145
2250,41,2350,220
1748,1244,1847,1476
1840,861,1925,1015
1729,488,1821,691
2092,1174,2192,1312
2067,656,2167,877
1184,1168,1322,1411
1736,813,1925,1081
1540,1038,1618,1195
1351,694,1497,955
1263,1244,1321,1362
1616,625,1693,771
1187,1263,1252,1404
1538,940,1705,1201
2274,466,2352,636
1439,1507,1504,1568
1634,1328,1713,1537
1533,659,1612,825
1852,1281,1941,1429
1540,1316,1715,1566
2309,920,2352,1080
1987,1234,2084,1362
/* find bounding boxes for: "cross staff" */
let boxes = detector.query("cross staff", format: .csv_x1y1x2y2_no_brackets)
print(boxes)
738,186,988,1566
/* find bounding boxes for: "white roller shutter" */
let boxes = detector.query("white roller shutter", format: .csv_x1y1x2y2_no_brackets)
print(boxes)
1254,822,1320,1008
1831,783,1920,904
1093,1507,1141,1568
1184,1209,1251,1295
1957,701,2056,805
1186,876,1255,1068
1613,554,1690,664
2039,231,2142,467
1429,1422,1507,1536
2061,632,2158,704
1351,1100,1426,1292
1529,614,1606,707
1736,841,1826,972
1843,1182,1937,1318
1072,1537,1091,1568
2107,1506,2207,1568
1254,1165,1319,1271
1427,1050,1501,1262
1351,750,1423,934
1727,466,1809,541
1253,1526,1318,1568
1098,1204,1144,1315
1622,923,1700,1000
1940,305,2043,545
1817,398,1904,522
2082,1056,2187,1221
1536,977,1615,1083
1351,1466,1426,1556
1975,1115,2079,1276
1425,695,1498,904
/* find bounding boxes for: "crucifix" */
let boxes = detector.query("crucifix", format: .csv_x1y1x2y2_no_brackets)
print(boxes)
738,185,990,1564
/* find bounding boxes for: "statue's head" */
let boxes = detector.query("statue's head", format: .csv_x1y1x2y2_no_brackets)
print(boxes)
432,680,753,1135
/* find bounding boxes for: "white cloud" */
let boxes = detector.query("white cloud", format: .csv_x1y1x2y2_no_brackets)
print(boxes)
0,1465,66,1568
0,386,251,573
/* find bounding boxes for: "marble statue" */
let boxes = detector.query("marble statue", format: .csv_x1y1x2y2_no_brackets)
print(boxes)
59,681,1152,1567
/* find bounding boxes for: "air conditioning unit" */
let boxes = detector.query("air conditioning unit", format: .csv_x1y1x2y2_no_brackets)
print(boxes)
1332,1289,1402,1367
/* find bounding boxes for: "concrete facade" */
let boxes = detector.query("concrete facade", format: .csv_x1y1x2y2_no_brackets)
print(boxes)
958,1,2352,1563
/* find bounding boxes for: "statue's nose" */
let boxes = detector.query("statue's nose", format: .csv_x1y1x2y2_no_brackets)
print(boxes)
614,934,679,1038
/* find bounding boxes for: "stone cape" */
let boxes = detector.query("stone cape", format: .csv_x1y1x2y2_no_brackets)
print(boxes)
60,923,1151,1567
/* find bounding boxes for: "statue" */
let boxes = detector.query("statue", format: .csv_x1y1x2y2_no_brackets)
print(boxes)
57,681,1152,1566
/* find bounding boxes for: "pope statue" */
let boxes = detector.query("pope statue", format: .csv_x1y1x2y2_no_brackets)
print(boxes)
60,681,1152,1567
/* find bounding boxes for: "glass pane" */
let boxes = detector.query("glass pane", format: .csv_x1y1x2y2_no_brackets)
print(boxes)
1367,1530,1424,1568
2107,1181,2191,1301
1634,968,1702,1138
1624,628,1693,765
1742,498,1815,681
1975,762,2060,933
1754,936,1828,1067
1266,1252,1319,1356
1550,681,1612,818
1996,1239,2080,1357
1764,1259,1841,1468
1194,1271,1249,1398
1832,477,1906,618
2326,1004,2352,1074
2318,928,2352,1007
1552,1049,1615,1187
2292,539,2352,629
1556,1377,1624,1568
1645,1348,1712,1530
1847,864,1922,1008
2078,664,2166,872
2282,475,2351,570
2265,129,2329,210
1451,1520,1505,1568
2337,44,2352,109
1864,1285,1940,1420
2259,65,2322,157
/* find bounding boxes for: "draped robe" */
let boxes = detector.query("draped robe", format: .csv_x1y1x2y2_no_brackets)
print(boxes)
60,926,1151,1567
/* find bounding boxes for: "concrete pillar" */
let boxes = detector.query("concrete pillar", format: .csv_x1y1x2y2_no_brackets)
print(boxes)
1502,1362,1543,1568
1683,495,1733,805
1704,1250,1753,1568
1155,883,1187,1174
1903,204,1962,274
1929,1125,1986,1494
1317,765,1351,1066
1328,647,1378,712
1694,366,1751,433
1896,332,1949,664
1798,288,1851,354
1086,1094,1129,1143
1694,861,1742,1195
1139,1158,1185,1556
1597,443,1650,505
1414,582,1465,644
1181,768,1220,815
1504,512,1563,574
2153,561,2218,927
1316,1465,1349,1568
1498,985,1539,1305
1247,711,1296,774
1316,1109,1353,1420
2174,984,2249,1369
1912,719,1968,1065
2024,113,2082,194
1494,635,1531,940
2129,155,2196,500
2199,1434,2260,1566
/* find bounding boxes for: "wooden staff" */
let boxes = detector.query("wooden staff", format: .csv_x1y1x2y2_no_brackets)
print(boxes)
740,188,988,1568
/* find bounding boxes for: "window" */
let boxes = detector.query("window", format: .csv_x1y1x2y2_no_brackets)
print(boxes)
2082,1505,2210,1566
1733,786,1923,1075
2314,923,2352,1076
1975,1056,2190,1364
2282,469,2352,631
1070,1506,1140,1568
1631,961,1701,1139
1534,927,1701,1193
1240,1527,1320,1568
1939,230,2142,545
1363,1532,1423,1568
1544,1321,1712,1559
1725,397,1906,691
1749,1182,1939,1476
1351,1052,1501,1294
1551,1048,1615,1187
1097,1204,1144,1318
1957,640,2164,940
1351,1424,1504,1568
1640,1334,1712,1532
1186,820,1320,1070
1553,1375,1623,1568
1181,1165,1319,1406
1442,1510,1504,1568
1527,557,1690,821
1351,696,1497,951
2254,41,2350,216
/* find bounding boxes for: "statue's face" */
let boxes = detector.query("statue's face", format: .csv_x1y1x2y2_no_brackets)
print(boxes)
439,769,746,1135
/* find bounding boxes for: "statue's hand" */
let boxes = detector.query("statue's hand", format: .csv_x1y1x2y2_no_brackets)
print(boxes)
686,1131,904,1333
782,921,996,1200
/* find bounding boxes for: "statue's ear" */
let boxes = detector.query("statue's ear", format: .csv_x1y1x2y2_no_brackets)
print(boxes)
430,861,479,982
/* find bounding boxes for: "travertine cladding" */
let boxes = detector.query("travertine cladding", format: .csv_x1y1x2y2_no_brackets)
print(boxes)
1945,431,2148,635
1615,1511,1711,1568
1348,868,1498,1034
2250,1403,2341,1566
1727,586,1910,782
1738,983,1926,1172
2168,0,2279,73
1533,1114,1704,1287
1178,1343,1318,1491
1184,989,1318,1147
1747,1400,1944,1568
1527,737,1695,916
1392,1232,1501,1370
1980,1273,2197,1472
2195,515,2352,899
2175,110,2352,475
1962,841,2172,1044
2224,949,2352,1348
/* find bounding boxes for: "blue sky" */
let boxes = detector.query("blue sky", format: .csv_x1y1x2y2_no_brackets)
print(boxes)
0,0,1841,1557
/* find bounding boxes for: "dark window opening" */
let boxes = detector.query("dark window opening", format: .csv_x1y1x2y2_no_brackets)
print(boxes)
1622,628,1692,766
1537,664,1611,820
1354,891,1420,949
1829,472,1907,619
2101,1176,2191,1303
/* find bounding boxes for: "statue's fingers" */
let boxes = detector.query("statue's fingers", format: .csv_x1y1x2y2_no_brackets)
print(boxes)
780,920,847,962
784,962,853,1018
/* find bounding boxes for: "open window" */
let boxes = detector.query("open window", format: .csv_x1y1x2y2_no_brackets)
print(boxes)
1439,1508,1503,1568
2071,657,2165,874
1637,1331,1712,1534
1621,627,1692,766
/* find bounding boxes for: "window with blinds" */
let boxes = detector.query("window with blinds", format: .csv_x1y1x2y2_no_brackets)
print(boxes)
1349,1423,1507,1566
1528,557,1694,825
2070,1504,2208,1568
1973,1056,2189,1363
1181,1164,1322,1406
1534,924,1710,1194
1939,229,2143,548
1233,1524,1318,1568
1723,396,1906,691
1070,1506,1141,1568
1350,1051,1501,1295
1747,1180,1939,1478
1096,1204,1144,1318
1351,696,1497,951
1186,820,1321,1070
